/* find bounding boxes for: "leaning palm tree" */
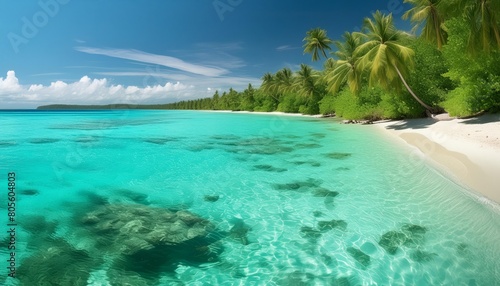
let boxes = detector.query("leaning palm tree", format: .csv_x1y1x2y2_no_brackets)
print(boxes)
325,32,364,94
303,28,334,62
356,11,435,112
403,0,448,50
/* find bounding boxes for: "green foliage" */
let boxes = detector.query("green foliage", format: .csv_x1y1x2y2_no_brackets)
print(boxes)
407,38,455,108
276,93,303,113
318,94,335,115
331,87,382,120
442,18,500,116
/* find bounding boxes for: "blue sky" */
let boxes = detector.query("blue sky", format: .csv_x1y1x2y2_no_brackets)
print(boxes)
0,0,411,108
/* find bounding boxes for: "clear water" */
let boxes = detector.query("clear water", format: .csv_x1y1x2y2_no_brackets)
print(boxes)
0,110,499,285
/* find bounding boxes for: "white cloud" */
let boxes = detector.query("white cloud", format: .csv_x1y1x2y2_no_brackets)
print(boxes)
0,70,23,93
75,47,228,77
276,45,299,52
0,70,192,108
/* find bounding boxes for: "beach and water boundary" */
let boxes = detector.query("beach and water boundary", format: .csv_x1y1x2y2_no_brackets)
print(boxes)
207,110,500,206
1,109,499,284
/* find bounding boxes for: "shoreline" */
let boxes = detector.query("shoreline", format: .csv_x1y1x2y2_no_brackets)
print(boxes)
374,114,500,206
198,110,325,118
207,110,500,205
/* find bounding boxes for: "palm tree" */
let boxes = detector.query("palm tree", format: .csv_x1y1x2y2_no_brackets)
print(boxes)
303,28,333,61
402,0,448,49
325,32,363,94
403,0,500,53
356,11,435,112
294,64,318,98
462,0,500,53
275,68,294,94
261,72,277,95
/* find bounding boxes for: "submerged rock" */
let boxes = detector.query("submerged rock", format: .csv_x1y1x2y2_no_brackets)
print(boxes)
300,226,323,240
17,239,98,286
401,224,427,247
204,195,220,202
456,242,469,256
80,204,216,255
410,249,437,263
29,138,60,144
295,143,323,149
317,219,347,231
272,178,322,192
0,140,17,147
378,231,408,255
347,247,371,267
229,218,251,245
290,160,321,167
312,188,339,198
313,211,324,217
324,152,352,160
20,189,39,196
379,224,428,255
253,164,287,172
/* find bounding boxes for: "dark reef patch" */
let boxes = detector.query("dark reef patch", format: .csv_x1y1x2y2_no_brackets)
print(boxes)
74,136,100,143
336,167,351,171
312,188,339,198
347,247,371,267
20,189,39,196
324,152,352,160
204,195,220,202
17,239,98,286
313,211,324,217
20,215,57,236
300,226,323,240
290,160,321,167
210,134,241,141
0,140,17,147
272,178,322,192
295,143,323,149
378,224,428,255
317,219,347,231
378,231,408,255
144,137,179,145
310,133,327,139
29,138,60,144
229,218,252,245
410,249,437,263
253,164,287,172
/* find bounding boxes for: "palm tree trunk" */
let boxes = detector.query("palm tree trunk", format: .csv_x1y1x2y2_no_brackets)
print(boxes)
393,64,435,113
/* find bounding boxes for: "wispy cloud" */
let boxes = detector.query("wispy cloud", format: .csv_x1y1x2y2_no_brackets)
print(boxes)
75,47,229,77
276,45,300,52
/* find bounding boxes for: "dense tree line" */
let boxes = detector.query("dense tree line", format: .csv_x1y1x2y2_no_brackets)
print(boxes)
166,0,500,119
39,1,499,119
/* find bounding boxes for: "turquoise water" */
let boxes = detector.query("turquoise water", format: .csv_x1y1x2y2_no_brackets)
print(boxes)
0,110,499,285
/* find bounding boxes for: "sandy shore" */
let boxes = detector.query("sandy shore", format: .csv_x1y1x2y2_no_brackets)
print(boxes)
375,114,500,205
200,110,324,118
201,109,500,204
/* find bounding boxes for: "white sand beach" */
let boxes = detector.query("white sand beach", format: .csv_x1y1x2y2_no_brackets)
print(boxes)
376,114,500,205
203,109,500,204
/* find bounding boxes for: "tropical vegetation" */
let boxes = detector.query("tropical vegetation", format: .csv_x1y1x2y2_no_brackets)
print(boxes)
159,1,500,119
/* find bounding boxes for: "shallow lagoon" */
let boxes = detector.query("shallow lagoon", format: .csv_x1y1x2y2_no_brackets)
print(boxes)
0,110,499,285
